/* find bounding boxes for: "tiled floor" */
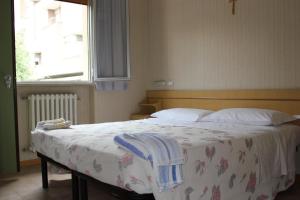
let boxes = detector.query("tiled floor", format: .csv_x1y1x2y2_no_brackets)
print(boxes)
0,166,117,200
0,166,299,200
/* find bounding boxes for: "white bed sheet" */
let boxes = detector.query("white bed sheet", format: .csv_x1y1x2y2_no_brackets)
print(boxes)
31,119,300,200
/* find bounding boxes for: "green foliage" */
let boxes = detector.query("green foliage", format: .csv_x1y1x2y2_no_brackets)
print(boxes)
15,32,31,81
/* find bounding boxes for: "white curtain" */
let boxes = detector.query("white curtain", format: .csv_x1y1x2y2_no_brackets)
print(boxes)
91,0,129,91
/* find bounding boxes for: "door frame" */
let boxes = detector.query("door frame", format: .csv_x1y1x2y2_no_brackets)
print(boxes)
10,0,20,172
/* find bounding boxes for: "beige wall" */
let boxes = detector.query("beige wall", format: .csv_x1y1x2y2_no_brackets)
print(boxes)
147,0,300,90
17,84,93,160
93,0,149,122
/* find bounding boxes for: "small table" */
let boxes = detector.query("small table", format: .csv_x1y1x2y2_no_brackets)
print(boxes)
130,114,151,120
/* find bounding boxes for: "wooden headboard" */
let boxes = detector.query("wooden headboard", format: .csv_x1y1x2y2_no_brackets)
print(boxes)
146,89,300,115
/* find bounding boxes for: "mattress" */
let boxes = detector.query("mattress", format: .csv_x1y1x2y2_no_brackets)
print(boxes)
31,119,300,200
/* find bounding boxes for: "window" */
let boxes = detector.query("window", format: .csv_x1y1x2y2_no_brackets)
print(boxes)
14,0,88,82
34,52,42,65
91,0,130,83
47,9,58,24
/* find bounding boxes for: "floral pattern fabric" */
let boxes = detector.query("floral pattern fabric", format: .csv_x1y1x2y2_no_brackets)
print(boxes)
32,120,300,200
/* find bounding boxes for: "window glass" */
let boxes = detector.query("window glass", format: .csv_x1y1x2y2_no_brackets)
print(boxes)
14,0,88,82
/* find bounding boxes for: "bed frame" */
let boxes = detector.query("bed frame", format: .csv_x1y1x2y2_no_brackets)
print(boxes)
147,89,300,114
37,152,155,200
37,89,300,200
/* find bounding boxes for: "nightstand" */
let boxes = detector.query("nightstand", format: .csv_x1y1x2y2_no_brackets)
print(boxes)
130,100,161,120
130,114,151,120
288,119,300,126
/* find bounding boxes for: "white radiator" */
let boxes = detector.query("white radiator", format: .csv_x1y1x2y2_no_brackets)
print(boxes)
28,94,78,131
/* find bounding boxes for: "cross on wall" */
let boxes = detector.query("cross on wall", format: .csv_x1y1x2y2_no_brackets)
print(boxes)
229,0,238,15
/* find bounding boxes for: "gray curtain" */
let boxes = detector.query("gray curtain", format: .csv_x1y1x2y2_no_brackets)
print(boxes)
93,0,129,91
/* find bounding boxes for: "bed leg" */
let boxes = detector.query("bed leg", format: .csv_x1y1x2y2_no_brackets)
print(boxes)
40,158,48,189
79,178,88,200
72,172,79,200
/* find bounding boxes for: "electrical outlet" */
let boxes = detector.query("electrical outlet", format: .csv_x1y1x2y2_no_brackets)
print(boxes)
167,81,174,86
153,80,166,87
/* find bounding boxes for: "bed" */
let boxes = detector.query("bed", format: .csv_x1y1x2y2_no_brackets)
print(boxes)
31,89,300,200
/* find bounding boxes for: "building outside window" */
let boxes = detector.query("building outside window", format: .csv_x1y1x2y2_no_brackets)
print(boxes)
14,0,89,82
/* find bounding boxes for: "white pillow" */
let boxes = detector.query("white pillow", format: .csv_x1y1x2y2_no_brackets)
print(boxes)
200,108,296,126
151,108,212,122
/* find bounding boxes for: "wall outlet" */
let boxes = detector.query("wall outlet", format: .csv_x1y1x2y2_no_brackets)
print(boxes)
152,80,174,88
153,80,167,87
167,81,174,86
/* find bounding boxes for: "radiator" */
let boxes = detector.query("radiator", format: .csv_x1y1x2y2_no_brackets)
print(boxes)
28,94,78,131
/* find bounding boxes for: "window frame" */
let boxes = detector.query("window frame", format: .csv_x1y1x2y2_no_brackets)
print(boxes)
89,0,131,82
56,0,88,5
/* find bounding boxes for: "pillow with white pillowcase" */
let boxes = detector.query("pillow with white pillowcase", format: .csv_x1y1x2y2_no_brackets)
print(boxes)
151,108,213,122
200,108,296,126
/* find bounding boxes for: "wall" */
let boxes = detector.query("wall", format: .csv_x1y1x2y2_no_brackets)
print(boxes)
17,84,94,161
147,0,300,90
147,0,300,172
93,0,149,122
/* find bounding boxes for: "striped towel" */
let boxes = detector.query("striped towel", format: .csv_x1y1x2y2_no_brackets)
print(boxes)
114,133,184,191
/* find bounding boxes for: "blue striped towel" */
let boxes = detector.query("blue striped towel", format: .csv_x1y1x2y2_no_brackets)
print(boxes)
114,133,184,191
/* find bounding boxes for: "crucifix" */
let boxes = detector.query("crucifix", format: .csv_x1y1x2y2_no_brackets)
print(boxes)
229,0,238,15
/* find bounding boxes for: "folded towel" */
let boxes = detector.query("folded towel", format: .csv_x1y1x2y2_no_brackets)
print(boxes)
114,133,184,191
36,118,72,130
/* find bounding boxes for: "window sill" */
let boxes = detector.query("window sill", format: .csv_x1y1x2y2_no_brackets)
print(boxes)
17,81,94,87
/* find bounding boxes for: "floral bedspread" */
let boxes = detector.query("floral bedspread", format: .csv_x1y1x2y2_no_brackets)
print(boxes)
31,120,299,200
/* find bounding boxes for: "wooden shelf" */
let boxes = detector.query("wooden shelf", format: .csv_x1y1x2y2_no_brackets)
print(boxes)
130,99,161,120
130,114,151,120
287,119,300,126
139,100,161,114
